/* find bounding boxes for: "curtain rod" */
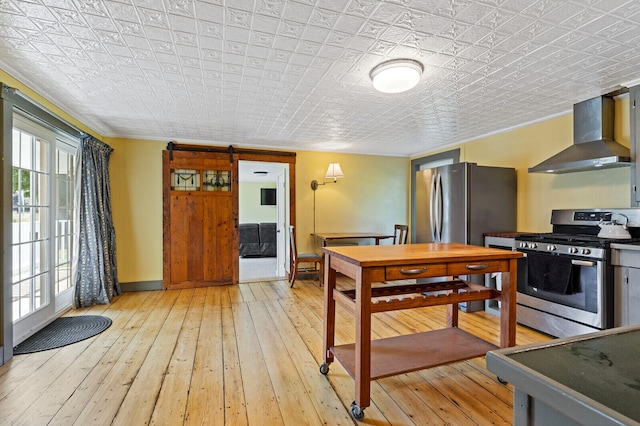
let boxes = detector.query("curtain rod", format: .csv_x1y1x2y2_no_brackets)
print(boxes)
1,84,87,139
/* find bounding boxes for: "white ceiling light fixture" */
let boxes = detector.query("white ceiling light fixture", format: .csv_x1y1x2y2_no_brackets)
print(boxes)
370,59,424,94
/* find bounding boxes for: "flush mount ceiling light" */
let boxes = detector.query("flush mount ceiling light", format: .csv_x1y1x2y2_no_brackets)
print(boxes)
370,59,424,94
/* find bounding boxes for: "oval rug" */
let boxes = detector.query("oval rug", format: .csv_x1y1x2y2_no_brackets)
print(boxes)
13,315,112,355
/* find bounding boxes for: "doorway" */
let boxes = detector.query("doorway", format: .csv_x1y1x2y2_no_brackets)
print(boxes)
162,144,296,288
238,160,289,283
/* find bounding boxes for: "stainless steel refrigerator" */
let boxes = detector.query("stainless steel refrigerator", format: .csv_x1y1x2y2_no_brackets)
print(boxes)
413,162,517,311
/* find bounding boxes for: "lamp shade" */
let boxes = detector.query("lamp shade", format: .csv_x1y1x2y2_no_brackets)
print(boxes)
325,163,344,180
370,59,423,94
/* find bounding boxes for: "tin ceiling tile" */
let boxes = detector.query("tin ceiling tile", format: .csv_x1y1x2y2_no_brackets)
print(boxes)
1,0,640,156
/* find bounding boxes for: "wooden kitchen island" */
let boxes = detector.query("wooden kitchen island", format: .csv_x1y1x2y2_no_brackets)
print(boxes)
320,242,522,421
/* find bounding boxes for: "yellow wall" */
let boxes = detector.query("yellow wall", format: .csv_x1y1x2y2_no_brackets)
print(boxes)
104,138,165,283
294,151,410,253
413,96,631,233
3,68,633,283
104,139,410,282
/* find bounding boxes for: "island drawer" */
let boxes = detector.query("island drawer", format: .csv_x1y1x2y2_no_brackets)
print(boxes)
447,260,508,276
385,264,447,281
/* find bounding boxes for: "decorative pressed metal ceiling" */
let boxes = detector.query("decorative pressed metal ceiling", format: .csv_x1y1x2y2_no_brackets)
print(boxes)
1,0,640,156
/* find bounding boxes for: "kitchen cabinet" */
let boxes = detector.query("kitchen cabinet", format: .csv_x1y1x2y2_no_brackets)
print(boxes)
611,243,640,327
631,85,640,205
484,233,519,316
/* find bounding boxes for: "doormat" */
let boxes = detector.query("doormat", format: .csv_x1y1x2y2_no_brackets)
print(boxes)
13,315,112,355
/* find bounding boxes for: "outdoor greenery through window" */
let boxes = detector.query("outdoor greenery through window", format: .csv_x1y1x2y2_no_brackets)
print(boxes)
12,127,48,320
11,116,77,323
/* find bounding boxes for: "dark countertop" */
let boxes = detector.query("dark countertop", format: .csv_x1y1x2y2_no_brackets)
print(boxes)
487,325,640,425
611,241,640,251
483,232,532,238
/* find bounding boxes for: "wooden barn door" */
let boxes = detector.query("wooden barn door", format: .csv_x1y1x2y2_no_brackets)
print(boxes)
163,149,239,289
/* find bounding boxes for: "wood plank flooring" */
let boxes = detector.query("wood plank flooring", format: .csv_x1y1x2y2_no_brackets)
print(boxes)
0,278,551,425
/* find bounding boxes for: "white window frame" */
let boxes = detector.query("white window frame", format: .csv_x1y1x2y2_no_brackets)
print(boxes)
12,114,78,345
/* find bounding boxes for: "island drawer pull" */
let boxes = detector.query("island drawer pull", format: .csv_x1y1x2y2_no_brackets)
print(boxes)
465,263,489,270
399,267,428,275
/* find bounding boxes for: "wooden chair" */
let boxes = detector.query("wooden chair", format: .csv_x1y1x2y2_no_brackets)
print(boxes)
393,224,409,244
289,225,322,288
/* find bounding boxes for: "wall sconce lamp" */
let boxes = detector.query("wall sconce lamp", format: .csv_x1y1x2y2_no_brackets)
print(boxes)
311,163,345,235
311,163,344,190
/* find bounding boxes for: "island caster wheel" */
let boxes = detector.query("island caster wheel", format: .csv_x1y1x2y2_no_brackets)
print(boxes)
350,401,365,421
319,363,330,375
497,376,508,384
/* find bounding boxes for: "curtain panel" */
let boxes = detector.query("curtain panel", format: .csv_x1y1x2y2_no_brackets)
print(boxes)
73,136,120,307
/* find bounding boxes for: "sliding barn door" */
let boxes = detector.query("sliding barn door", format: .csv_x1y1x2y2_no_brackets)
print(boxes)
163,150,239,289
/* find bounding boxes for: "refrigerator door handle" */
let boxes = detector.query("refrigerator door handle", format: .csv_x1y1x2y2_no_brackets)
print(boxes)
429,172,437,241
435,172,443,242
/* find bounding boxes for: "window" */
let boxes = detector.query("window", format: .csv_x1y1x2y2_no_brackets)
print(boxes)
12,125,49,319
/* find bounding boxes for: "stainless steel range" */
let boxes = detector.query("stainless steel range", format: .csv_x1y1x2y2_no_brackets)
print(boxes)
515,208,640,338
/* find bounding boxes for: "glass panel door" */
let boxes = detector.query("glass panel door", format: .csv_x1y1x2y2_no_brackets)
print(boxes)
12,126,51,340
53,142,76,309
12,116,77,345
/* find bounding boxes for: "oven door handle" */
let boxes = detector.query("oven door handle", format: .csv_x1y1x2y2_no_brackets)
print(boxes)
571,259,596,267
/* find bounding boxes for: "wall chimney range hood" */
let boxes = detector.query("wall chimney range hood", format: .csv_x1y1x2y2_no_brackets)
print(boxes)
528,95,631,173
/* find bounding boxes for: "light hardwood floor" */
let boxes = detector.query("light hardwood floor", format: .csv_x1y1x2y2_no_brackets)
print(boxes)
0,278,551,425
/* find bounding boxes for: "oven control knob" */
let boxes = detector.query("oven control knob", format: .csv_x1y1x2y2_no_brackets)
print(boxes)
546,244,557,251
581,248,591,255
518,242,527,249
568,247,579,254
527,243,538,249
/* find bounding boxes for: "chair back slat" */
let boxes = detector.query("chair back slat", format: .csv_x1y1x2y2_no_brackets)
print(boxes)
393,224,408,244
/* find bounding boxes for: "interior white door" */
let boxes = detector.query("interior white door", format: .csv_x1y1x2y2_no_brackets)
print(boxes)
276,167,288,277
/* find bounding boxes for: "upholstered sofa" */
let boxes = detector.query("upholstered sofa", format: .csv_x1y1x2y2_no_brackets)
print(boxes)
239,223,276,257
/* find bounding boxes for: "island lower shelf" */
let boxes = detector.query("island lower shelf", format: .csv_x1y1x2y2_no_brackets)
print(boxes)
334,281,499,314
330,328,498,380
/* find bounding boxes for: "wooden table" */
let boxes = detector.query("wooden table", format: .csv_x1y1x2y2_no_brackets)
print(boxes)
320,242,522,421
312,232,394,247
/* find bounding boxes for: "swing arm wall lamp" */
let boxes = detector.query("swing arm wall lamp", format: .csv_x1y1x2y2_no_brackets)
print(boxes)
311,163,344,190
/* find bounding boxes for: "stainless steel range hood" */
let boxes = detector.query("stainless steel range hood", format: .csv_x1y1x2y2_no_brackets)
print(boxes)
528,96,631,173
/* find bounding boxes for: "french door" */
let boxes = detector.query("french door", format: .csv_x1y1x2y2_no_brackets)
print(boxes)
12,115,77,345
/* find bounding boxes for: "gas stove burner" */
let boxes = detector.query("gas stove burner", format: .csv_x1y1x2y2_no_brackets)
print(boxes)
518,232,640,248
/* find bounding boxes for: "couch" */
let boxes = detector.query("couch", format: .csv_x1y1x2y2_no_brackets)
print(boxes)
239,223,276,257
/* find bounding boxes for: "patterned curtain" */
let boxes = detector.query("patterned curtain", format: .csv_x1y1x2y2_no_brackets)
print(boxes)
73,136,120,307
